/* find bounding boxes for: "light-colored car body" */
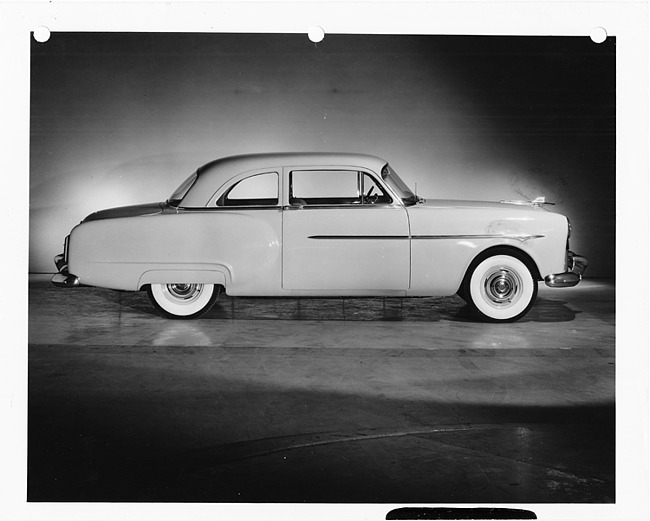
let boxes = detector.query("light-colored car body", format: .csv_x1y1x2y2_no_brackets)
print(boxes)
53,152,587,321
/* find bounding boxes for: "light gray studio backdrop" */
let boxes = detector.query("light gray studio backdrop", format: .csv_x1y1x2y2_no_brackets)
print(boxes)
30,33,615,277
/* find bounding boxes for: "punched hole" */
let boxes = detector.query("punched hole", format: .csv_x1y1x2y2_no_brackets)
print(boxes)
590,27,607,44
308,26,325,43
33,26,51,43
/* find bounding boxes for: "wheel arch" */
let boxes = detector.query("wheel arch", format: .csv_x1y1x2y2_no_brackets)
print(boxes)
459,245,542,294
137,268,230,291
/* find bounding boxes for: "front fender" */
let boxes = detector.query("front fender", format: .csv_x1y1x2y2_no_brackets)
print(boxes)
407,204,568,296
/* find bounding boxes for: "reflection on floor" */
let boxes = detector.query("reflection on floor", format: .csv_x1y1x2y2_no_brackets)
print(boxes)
28,276,615,503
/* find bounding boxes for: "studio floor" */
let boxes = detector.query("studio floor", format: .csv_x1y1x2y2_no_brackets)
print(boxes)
27,275,615,504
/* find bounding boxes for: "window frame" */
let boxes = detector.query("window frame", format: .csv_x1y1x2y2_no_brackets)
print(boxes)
211,170,281,208
287,168,394,208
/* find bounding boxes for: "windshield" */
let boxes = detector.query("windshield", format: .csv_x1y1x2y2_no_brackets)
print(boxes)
381,164,418,206
167,171,198,206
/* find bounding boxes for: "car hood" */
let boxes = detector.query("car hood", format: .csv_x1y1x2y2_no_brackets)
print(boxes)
82,202,165,223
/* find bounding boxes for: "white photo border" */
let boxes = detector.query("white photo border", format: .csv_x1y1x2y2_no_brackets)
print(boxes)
1,1,647,520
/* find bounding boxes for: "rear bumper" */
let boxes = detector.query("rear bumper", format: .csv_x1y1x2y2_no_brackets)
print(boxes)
52,271,80,288
544,251,588,288
51,245,80,288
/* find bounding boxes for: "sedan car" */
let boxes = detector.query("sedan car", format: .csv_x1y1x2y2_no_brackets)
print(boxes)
52,152,587,322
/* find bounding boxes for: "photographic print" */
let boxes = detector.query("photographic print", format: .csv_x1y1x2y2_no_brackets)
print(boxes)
1,2,647,521
28,31,615,503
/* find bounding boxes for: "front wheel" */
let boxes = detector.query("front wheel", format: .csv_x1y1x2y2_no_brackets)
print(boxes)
463,254,538,322
147,283,219,319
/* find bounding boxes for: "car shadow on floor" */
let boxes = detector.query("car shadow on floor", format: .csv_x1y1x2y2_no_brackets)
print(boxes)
121,292,579,324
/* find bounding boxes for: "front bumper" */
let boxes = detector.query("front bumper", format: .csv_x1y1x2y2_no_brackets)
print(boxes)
544,251,588,288
51,237,80,288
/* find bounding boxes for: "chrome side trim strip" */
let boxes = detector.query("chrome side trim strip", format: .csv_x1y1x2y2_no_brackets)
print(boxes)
308,235,408,240
411,234,545,241
308,234,545,241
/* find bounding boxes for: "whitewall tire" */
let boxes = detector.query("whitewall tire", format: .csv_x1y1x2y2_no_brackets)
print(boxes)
147,283,219,319
464,254,537,322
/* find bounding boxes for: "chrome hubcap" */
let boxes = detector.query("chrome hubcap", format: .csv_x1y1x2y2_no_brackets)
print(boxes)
483,268,521,306
166,283,202,301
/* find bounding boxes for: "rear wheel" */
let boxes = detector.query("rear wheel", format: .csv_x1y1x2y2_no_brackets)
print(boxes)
147,283,219,319
463,254,537,322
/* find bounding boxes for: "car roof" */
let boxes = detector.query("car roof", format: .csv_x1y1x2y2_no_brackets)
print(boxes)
182,152,389,207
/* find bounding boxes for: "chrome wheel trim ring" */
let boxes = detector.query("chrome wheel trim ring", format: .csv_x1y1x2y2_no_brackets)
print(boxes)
164,283,203,303
482,267,522,307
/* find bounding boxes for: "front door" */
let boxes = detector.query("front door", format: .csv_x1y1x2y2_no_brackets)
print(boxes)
282,167,410,292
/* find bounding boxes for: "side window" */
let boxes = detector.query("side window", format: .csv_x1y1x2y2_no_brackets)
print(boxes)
218,172,279,207
362,173,391,204
290,170,391,206
292,170,358,202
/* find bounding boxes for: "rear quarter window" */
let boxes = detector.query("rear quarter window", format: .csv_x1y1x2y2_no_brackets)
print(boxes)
218,172,279,207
